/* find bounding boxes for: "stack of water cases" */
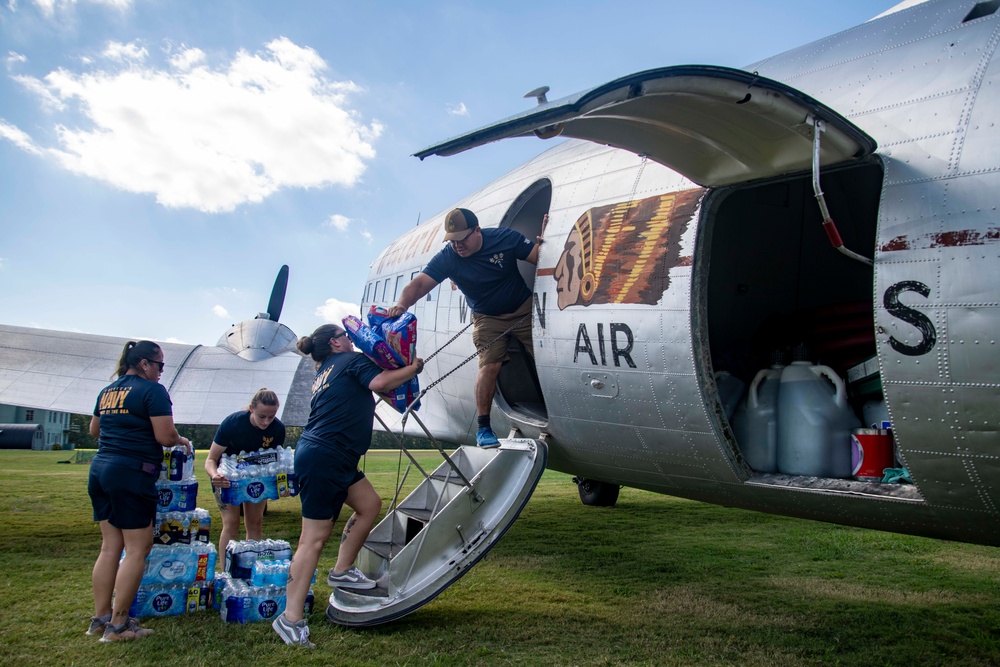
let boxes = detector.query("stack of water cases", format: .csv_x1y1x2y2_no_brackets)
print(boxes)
214,539,315,623
130,446,218,619
217,446,298,506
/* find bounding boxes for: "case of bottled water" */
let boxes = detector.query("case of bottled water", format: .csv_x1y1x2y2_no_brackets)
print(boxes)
218,446,298,504
139,543,217,586
224,539,293,580
129,582,212,618
156,476,199,512
153,508,211,545
250,558,291,587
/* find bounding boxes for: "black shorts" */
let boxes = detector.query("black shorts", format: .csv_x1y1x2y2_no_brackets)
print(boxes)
88,456,158,530
295,440,365,522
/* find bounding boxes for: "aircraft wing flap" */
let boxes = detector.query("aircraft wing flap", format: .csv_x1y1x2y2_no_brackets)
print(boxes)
415,65,876,186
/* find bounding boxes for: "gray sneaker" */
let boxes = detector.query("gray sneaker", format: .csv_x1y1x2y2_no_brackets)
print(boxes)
99,617,153,642
272,612,315,648
327,565,376,590
86,614,110,636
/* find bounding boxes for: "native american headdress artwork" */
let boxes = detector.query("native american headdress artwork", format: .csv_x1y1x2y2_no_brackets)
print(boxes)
553,188,704,310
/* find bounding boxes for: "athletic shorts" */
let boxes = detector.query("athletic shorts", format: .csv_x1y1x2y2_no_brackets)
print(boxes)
295,440,365,522
88,456,158,530
472,297,534,368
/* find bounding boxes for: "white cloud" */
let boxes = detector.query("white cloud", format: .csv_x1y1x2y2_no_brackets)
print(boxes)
102,40,147,62
212,304,231,319
6,52,27,69
325,213,351,231
6,37,383,212
11,75,64,111
0,119,43,154
169,47,205,71
315,298,358,325
31,0,133,18
360,230,373,243
446,102,468,116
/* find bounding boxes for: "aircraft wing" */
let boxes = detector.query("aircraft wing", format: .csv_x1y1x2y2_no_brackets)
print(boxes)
0,324,315,425
414,65,876,186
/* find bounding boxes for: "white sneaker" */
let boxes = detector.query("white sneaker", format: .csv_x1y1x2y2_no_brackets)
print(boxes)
327,565,376,590
272,612,315,648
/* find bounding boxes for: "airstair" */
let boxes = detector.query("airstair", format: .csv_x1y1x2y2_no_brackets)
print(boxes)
326,434,547,627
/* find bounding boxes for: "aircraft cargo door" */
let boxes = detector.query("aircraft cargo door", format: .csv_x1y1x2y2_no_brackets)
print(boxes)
327,439,547,626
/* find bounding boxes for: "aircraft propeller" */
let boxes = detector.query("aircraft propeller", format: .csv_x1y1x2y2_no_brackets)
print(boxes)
266,264,289,322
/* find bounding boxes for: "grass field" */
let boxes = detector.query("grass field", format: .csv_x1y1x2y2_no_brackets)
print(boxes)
2,449,999,666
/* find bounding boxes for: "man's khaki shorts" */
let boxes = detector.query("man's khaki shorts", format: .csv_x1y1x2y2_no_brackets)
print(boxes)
472,297,534,367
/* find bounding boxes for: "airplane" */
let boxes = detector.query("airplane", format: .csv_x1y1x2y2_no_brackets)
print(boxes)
322,0,1000,625
0,265,318,427
3,0,999,627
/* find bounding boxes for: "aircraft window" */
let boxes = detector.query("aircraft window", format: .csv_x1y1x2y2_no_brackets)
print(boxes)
965,1,999,22
428,284,438,302
393,275,404,302
372,281,381,302
382,278,391,302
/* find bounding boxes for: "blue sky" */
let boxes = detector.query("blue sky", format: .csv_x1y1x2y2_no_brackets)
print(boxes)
0,0,905,346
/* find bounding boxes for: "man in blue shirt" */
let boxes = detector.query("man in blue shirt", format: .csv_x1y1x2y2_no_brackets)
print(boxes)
388,208,544,447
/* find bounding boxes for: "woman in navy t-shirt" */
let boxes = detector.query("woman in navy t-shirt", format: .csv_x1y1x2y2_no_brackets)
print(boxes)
204,388,286,555
272,323,422,648
87,340,191,642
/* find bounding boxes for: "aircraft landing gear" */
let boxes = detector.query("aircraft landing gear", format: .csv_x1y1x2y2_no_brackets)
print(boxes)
573,477,620,507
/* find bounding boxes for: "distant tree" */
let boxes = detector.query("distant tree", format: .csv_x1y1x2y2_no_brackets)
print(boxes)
68,414,96,449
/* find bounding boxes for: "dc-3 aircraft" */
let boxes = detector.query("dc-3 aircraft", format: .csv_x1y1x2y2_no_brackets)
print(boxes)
3,0,999,627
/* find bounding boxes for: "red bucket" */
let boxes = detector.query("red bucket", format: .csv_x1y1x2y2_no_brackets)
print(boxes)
851,429,894,480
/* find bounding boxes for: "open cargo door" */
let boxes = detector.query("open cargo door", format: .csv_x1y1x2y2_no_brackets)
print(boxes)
415,65,875,186
326,439,547,626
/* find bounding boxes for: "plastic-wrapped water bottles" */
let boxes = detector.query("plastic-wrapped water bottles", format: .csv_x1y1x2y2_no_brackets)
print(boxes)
224,539,293,580
139,542,217,585
156,475,199,512
161,445,195,481
153,508,212,545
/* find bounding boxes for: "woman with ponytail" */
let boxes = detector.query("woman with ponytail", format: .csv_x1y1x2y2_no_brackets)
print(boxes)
272,323,422,648
204,388,285,555
86,340,191,642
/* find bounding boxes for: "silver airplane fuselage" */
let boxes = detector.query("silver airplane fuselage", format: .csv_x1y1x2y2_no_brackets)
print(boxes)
364,0,1000,547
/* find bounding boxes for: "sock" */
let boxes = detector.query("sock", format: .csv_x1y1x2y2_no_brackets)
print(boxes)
477,415,490,429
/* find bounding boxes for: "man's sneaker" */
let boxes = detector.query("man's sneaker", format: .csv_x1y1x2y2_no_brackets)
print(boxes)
86,614,110,636
99,617,153,642
272,612,315,648
476,427,500,448
327,565,376,590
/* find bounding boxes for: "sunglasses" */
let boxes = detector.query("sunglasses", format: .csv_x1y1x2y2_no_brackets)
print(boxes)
332,331,348,340
450,227,477,244
145,358,165,372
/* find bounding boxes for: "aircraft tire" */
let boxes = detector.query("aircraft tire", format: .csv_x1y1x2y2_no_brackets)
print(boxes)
573,477,619,507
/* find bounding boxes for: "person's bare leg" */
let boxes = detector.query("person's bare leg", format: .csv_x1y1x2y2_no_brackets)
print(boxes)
475,361,502,417
92,521,124,618
284,518,334,624
242,500,266,541
333,478,382,573
110,524,153,626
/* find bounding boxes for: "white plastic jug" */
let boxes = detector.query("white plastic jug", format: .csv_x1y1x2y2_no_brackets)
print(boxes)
715,371,746,423
732,364,782,473
776,361,860,478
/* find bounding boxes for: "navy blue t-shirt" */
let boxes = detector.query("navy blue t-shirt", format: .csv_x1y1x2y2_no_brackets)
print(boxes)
423,227,534,315
92,374,173,466
213,410,286,455
298,351,383,458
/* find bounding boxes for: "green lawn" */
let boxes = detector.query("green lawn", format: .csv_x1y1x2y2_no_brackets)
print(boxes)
1,449,999,666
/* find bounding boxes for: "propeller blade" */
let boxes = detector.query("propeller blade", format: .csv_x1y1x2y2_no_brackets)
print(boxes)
267,265,289,322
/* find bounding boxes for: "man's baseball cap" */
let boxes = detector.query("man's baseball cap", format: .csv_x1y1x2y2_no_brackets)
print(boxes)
443,208,479,241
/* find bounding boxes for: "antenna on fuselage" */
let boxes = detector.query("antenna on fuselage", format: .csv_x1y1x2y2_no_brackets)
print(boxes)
523,86,550,105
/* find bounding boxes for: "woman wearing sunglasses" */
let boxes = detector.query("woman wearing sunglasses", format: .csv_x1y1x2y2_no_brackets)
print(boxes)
86,340,191,642
273,323,422,648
